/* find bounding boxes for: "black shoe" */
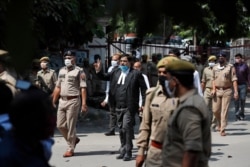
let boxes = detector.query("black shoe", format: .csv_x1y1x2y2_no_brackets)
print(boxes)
235,115,241,121
123,153,132,161
240,116,245,120
116,154,124,159
104,131,115,136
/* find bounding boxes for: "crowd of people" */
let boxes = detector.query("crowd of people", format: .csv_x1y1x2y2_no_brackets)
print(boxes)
0,47,249,166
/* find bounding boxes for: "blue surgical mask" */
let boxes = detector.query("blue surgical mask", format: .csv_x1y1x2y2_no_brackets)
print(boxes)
119,65,129,72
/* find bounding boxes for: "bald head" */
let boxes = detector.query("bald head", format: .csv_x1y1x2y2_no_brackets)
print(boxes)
133,61,142,71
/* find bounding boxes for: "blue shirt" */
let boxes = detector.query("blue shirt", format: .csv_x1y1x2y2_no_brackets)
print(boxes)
234,62,250,85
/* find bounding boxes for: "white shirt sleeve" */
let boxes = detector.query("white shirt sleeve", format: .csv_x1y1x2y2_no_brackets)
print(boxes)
103,66,114,103
193,70,203,97
139,74,151,107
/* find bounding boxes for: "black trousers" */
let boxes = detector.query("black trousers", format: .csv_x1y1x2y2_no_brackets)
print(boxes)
109,107,117,132
116,107,134,155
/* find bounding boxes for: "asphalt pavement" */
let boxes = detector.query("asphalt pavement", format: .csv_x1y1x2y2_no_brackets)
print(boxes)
49,98,250,167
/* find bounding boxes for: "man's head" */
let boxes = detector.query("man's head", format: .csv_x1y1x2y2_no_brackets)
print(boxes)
39,56,50,69
64,50,76,67
208,55,216,67
133,61,142,71
164,59,195,97
119,54,132,72
217,51,227,65
235,53,243,64
9,86,56,140
141,54,148,62
156,56,179,96
111,53,121,67
168,48,180,58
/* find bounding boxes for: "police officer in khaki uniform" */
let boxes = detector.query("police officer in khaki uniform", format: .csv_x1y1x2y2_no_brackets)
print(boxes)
52,51,88,157
37,56,57,95
211,52,238,136
0,50,18,96
136,56,179,167
201,55,217,131
162,59,211,167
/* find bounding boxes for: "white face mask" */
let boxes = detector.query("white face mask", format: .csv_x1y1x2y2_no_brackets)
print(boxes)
164,80,175,97
111,60,118,67
208,62,215,67
64,59,72,67
40,62,48,69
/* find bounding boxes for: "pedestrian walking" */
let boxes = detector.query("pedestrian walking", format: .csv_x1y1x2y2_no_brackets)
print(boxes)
162,59,211,167
211,52,238,136
52,50,88,157
95,54,147,161
133,61,150,123
135,56,179,167
201,55,218,131
101,53,121,136
233,53,250,120
37,56,57,95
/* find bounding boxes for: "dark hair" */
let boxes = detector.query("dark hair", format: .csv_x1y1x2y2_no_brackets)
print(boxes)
120,54,133,62
171,72,194,89
0,81,13,114
169,48,180,57
235,53,243,58
9,86,56,140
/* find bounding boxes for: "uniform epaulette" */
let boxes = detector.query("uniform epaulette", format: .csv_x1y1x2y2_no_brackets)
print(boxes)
75,66,82,71
146,87,156,95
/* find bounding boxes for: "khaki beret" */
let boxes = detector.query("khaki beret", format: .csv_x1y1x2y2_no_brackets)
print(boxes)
156,56,179,68
39,56,50,62
208,55,216,61
165,59,195,73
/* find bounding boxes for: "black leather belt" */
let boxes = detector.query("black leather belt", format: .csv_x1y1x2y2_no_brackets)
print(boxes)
61,96,79,100
215,86,231,90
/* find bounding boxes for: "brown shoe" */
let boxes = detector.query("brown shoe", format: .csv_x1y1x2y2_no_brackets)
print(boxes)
63,151,74,157
75,137,80,147
220,131,226,136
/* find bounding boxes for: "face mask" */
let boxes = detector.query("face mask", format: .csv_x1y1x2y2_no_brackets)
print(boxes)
64,59,72,67
208,62,215,67
158,76,166,86
111,60,118,67
235,59,240,63
164,80,176,97
40,62,47,69
119,65,129,72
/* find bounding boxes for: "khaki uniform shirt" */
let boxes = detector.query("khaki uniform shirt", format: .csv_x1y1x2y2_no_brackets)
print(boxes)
137,86,178,155
212,63,237,88
37,68,57,91
201,66,213,88
56,66,86,96
0,71,17,96
162,89,211,167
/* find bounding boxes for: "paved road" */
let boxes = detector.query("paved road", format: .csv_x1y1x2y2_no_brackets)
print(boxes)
49,99,250,167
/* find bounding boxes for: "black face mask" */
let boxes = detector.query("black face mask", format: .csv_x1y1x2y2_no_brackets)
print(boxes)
158,76,166,87
219,59,225,64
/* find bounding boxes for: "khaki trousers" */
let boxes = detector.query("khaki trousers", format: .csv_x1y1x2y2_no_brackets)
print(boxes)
57,97,80,151
203,88,216,127
212,89,232,132
145,146,162,167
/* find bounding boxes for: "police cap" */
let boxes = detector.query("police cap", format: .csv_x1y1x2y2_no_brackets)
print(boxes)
208,55,216,61
64,50,75,57
165,59,195,74
39,56,50,62
156,56,179,68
